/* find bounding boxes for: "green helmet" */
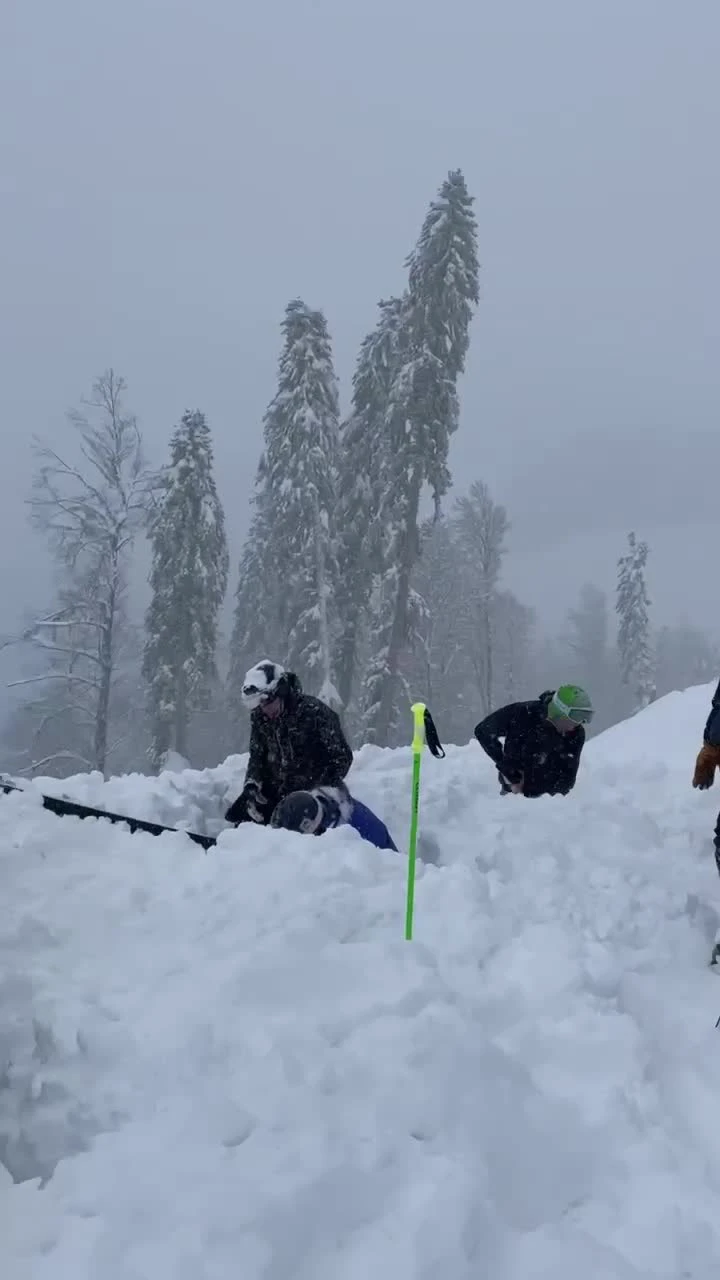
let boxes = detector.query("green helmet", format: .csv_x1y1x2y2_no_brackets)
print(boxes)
548,684,594,726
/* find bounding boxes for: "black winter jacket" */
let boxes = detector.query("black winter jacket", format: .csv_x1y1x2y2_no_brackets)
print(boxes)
244,673,353,805
474,690,585,798
704,679,720,747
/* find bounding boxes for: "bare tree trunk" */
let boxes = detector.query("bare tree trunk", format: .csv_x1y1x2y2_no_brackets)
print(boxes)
94,581,116,776
370,483,420,745
174,669,188,759
481,601,491,714
336,607,361,709
313,491,335,703
24,368,155,778
423,629,434,707
172,606,192,759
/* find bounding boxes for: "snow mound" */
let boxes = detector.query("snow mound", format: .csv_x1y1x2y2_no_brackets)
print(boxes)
3,684,720,1277
590,682,712,769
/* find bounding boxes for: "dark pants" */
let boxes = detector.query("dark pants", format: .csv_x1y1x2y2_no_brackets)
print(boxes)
715,810,720,876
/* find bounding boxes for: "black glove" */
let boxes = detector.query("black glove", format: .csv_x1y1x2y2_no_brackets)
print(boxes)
500,760,523,788
224,782,270,825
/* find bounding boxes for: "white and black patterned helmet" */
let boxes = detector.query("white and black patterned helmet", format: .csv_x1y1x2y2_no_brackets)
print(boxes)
241,660,287,710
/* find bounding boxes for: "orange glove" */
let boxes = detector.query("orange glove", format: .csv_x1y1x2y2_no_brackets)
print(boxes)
693,743,720,790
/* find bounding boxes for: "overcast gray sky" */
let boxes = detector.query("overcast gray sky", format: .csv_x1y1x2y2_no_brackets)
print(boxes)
3,0,719,671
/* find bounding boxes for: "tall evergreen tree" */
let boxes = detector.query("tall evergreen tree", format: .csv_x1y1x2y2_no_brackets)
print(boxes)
336,296,405,711
363,170,480,744
234,298,341,702
143,409,229,767
616,532,655,710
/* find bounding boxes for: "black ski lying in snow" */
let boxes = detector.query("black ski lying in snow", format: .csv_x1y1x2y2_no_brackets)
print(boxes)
0,777,217,851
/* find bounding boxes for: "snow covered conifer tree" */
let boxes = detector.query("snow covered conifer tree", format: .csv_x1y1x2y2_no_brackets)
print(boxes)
363,171,479,744
336,296,405,711
257,298,341,702
143,410,229,768
616,532,655,710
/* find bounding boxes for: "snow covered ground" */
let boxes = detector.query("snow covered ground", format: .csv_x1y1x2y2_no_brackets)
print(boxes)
4,685,720,1278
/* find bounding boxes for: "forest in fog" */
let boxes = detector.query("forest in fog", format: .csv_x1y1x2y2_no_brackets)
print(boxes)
1,170,717,779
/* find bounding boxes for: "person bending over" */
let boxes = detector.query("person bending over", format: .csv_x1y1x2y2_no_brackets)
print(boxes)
225,660,353,826
474,685,593,798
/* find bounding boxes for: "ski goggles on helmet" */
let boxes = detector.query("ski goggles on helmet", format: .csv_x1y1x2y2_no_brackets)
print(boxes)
241,684,275,710
241,661,285,710
548,692,594,725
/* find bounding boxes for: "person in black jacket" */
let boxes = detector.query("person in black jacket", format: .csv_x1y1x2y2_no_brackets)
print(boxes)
692,678,720,873
474,685,593,798
224,660,353,826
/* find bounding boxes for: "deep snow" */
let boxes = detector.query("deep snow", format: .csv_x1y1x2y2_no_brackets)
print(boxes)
3,685,720,1278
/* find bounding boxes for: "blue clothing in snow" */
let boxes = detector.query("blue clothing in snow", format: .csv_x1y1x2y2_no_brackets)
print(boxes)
342,797,398,851
317,786,398,851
